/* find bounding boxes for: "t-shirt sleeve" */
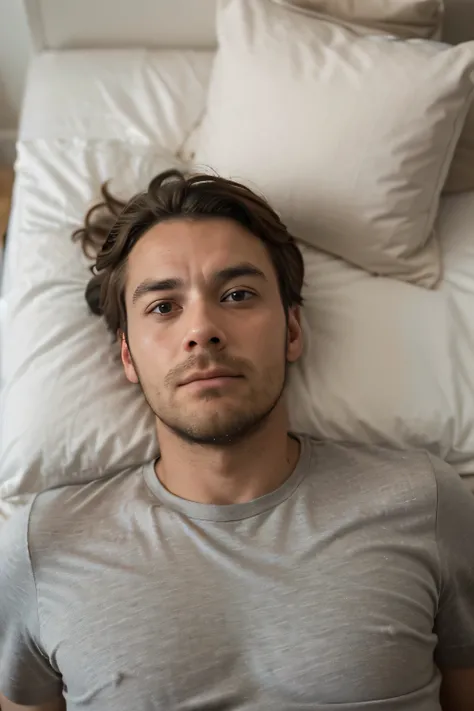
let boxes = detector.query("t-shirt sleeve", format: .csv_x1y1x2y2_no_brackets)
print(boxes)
429,453,474,669
0,500,63,705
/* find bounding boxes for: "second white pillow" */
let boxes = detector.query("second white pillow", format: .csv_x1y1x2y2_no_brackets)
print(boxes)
195,0,474,287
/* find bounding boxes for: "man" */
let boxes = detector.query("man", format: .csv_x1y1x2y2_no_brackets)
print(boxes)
1,170,474,710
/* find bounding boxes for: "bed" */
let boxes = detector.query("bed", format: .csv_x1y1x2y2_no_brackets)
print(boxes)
1,0,474,524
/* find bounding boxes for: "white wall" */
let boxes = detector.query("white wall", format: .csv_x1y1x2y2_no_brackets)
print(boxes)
0,0,32,162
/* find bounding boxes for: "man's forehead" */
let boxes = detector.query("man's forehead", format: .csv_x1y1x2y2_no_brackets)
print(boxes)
127,218,272,275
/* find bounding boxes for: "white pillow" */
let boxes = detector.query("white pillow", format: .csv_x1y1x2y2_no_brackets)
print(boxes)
287,189,474,495
20,50,215,151
0,141,176,510
2,140,474,524
194,0,474,287
275,1,474,197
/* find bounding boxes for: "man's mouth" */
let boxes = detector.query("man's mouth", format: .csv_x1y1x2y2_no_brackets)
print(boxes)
179,368,241,386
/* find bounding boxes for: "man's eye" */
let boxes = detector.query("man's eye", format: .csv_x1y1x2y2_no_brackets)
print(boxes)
151,301,176,315
223,290,254,303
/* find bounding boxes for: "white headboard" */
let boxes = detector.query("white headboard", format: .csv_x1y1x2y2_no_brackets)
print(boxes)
23,0,218,52
22,0,474,52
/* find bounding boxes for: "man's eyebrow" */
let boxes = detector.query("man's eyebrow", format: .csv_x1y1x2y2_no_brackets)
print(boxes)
132,263,267,305
132,278,184,305
212,263,267,286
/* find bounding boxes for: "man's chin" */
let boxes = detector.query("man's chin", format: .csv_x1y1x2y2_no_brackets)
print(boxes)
160,410,270,447
176,430,248,446
155,380,286,446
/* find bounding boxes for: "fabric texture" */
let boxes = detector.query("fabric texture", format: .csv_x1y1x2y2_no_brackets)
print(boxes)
275,0,444,38
276,0,474,195
194,0,474,284
19,50,214,149
1,436,474,708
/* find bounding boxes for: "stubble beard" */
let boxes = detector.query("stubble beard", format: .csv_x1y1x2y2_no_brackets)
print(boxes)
132,354,289,447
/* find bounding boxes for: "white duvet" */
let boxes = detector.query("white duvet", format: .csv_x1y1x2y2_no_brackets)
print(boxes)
1,49,473,522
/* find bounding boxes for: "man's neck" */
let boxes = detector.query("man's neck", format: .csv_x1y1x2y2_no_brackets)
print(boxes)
154,408,300,506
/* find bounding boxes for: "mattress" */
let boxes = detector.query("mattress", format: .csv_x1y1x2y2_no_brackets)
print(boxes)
1,46,474,525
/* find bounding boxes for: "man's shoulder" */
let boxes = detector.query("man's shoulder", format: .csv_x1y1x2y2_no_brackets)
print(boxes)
304,434,434,469
302,435,439,503
28,463,149,540
317,437,432,465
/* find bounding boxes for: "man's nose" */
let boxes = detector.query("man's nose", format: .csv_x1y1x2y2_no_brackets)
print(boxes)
182,303,227,353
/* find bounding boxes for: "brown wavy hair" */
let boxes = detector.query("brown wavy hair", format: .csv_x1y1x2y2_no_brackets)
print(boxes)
72,169,305,338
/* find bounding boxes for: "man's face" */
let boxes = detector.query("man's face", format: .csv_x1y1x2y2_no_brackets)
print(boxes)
121,217,303,445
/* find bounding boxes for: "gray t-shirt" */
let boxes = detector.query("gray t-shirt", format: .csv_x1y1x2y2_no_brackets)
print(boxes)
1,435,474,710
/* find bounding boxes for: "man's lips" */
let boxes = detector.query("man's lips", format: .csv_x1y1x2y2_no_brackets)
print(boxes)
179,369,242,387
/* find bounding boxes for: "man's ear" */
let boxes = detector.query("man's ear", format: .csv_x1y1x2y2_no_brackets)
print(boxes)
119,330,139,384
286,305,303,364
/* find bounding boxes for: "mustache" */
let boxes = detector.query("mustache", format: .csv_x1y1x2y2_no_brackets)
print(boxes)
164,353,249,388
